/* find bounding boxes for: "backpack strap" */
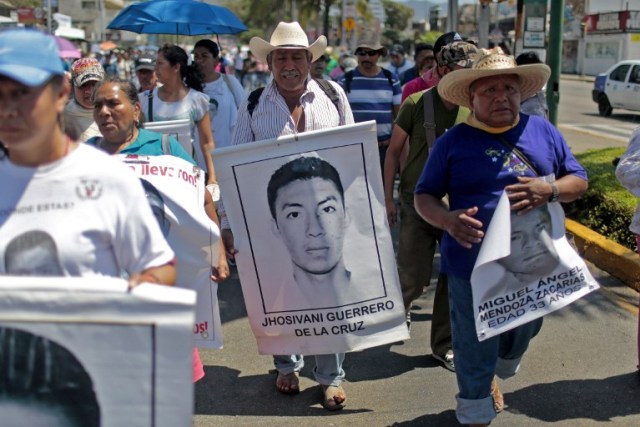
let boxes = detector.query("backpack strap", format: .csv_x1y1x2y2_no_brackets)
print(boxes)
247,87,265,117
160,133,172,155
422,88,436,152
381,68,395,88
147,89,153,123
314,79,340,114
343,70,353,94
222,74,240,108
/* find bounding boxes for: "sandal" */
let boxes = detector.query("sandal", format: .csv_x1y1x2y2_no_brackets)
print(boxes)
275,371,300,395
321,384,346,411
491,376,504,413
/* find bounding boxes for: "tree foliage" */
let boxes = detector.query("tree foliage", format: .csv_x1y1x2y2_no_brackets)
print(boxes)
382,0,414,32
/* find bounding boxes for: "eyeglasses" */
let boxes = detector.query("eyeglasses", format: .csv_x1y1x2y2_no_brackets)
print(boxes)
356,50,380,57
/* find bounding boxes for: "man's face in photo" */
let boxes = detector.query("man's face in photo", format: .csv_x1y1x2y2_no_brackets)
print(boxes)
498,207,560,277
272,177,348,275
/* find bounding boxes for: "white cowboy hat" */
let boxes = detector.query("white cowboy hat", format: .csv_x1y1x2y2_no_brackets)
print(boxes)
249,21,327,63
437,47,551,109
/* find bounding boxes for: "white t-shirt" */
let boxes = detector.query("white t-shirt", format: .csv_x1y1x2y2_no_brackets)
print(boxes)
139,88,209,170
202,75,246,149
0,144,174,277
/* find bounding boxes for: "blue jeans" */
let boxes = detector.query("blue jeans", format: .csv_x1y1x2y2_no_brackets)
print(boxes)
273,354,345,387
448,275,543,425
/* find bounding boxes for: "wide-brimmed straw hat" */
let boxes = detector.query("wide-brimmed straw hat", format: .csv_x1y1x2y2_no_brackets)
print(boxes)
437,47,551,109
355,30,388,56
250,21,327,63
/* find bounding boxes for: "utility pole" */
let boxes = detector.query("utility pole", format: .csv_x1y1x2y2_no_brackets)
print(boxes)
478,3,490,48
547,0,564,125
447,0,458,33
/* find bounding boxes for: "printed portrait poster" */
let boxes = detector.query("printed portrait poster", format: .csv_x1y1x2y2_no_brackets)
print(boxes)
118,154,223,349
0,276,196,427
214,121,408,355
471,191,600,341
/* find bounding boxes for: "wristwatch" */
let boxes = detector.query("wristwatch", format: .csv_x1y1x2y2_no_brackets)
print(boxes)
549,183,560,203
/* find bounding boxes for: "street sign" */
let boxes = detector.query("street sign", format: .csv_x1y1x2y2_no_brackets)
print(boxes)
343,17,356,32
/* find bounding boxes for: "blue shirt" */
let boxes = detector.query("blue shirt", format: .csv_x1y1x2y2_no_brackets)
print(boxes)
338,69,401,141
415,114,588,280
87,128,196,166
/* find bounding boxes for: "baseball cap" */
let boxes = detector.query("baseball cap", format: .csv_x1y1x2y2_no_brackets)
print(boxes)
438,42,480,69
135,54,156,71
390,44,405,56
434,32,463,55
0,30,65,87
71,58,105,87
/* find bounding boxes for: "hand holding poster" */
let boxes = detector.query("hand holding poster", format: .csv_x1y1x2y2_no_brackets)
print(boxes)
214,121,409,355
119,154,223,349
0,276,196,427
471,191,599,341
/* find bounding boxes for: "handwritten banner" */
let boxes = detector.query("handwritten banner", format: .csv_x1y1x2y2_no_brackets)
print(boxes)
118,154,223,349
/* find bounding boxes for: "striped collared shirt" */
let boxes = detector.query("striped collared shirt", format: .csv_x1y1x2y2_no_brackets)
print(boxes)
232,78,354,145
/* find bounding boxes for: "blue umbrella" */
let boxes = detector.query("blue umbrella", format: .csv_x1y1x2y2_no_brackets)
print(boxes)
107,0,247,36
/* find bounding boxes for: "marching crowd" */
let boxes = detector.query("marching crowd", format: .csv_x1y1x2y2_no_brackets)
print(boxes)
0,20,637,427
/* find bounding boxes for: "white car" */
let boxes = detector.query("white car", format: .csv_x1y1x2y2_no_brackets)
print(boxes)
592,60,640,116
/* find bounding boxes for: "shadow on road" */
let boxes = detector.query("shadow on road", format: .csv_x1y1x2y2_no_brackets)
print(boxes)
504,372,640,422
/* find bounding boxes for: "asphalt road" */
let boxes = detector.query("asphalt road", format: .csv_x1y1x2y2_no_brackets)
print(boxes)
193,76,640,426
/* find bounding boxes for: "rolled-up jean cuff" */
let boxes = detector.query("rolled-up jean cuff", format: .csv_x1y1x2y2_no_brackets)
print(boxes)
455,394,496,425
495,356,522,379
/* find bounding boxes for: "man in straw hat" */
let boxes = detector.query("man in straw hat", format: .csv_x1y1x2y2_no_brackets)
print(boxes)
414,47,588,426
225,21,354,411
338,30,401,177
384,41,481,374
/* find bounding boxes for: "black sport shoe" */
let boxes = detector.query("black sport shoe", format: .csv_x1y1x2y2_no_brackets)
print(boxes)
432,350,455,372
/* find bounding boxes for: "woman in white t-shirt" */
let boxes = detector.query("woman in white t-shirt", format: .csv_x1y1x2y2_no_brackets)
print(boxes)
0,29,175,287
193,39,247,149
139,44,217,185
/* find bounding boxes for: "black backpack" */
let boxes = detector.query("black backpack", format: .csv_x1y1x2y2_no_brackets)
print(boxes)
247,79,340,117
342,68,394,94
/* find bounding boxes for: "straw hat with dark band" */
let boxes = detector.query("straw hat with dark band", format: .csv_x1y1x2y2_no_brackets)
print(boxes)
437,47,551,109
250,21,327,64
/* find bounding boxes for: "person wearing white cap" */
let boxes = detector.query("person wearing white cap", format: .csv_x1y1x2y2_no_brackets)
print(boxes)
224,21,354,411
414,47,588,427
0,29,176,289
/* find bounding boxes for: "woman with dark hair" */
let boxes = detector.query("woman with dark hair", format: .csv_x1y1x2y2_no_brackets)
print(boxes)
89,77,229,382
138,44,217,186
0,29,175,286
87,76,194,163
193,39,246,149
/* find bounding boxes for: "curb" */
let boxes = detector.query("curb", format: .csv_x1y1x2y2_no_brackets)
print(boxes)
566,219,640,292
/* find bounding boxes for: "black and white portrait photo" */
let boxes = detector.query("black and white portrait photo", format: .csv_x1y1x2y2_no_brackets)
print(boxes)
236,146,387,313
214,122,409,355
0,327,100,427
471,192,598,341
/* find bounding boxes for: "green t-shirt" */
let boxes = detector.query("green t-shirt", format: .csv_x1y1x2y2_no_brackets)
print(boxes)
394,88,469,203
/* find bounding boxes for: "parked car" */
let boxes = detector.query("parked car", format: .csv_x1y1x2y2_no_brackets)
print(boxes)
592,60,640,116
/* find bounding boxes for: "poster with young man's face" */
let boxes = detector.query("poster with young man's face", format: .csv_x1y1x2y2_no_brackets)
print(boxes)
0,277,196,427
214,122,408,355
471,191,599,341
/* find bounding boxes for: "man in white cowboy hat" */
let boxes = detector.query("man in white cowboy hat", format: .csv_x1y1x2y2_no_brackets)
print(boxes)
413,47,588,427
338,30,402,177
226,21,354,411
384,41,481,375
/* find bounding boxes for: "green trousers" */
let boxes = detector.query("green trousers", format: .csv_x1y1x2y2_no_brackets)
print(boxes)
397,201,452,357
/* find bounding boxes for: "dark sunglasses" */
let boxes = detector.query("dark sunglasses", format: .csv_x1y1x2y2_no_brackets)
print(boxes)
356,50,380,57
